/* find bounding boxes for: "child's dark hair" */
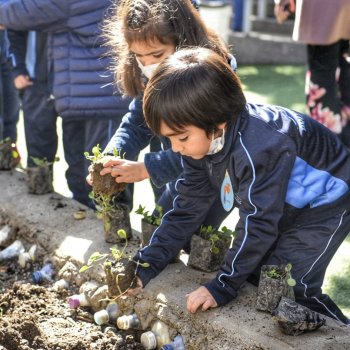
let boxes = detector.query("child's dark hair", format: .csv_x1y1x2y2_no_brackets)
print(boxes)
104,0,230,97
143,48,246,135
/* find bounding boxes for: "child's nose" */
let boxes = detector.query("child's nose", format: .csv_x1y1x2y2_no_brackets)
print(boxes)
171,140,182,153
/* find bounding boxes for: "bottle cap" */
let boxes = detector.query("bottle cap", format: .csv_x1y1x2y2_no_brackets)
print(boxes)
161,345,174,350
106,302,120,323
116,315,129,330
68,295,81,309
140,331,157,349
94,309,110,325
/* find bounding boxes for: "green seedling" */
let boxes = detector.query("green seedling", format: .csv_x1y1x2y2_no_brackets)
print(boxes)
79,229,149,273
198,225,235,254
135,204,163,226
84,144,125,164
31,156,59,167
266,263,296,287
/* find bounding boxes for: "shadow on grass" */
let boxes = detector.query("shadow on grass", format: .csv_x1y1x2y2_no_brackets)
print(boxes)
326,261,350,315
237,65,307,113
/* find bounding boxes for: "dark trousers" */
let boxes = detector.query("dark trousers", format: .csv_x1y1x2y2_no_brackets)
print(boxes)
250,193,350,324
62,118,133,209
0,58,20,141
22,82,58,167
307,40,350,147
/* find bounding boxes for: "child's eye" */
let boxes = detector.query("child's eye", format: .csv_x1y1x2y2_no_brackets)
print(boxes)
179,136,188,142
153,54,163,58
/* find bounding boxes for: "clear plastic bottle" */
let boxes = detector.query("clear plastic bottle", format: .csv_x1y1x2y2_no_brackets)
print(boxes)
18,244,37,268
93,301,121,325
52,279,69,291
32,262,55,283
116,313,141,330
151,320,171,348
161,335,185,350
0,239,24,261
68,293,90,309
0,225,11,246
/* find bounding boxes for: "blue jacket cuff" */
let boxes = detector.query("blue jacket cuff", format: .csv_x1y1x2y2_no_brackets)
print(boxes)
204,278,237,306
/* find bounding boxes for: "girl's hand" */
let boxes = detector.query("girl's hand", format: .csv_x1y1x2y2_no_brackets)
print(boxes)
101,159,150,183
186,286,218,313
86,165,93,186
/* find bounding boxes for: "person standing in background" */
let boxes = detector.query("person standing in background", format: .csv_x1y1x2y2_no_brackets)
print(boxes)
0,0,131,207
7,30,58,171
274,0,350,148
0,27,20,146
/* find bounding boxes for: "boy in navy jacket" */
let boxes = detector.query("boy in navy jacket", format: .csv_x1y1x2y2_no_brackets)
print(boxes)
130,47,350,324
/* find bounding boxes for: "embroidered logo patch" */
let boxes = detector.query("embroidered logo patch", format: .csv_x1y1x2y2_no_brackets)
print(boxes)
221,170,234,211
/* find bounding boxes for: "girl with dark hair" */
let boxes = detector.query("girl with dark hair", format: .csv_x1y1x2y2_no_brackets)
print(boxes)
87,0,235,221
130,47,350,324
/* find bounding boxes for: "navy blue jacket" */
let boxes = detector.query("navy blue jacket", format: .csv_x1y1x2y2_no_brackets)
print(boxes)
134,103,350,306
0,0,130,119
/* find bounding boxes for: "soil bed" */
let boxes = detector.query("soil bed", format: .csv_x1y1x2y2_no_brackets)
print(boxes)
0,258,144,350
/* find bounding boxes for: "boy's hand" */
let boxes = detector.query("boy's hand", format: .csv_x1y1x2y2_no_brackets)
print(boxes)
186,286,218,313
101,159,150,183
126,276,143,296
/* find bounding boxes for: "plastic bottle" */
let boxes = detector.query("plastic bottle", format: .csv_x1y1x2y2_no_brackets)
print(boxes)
151,320,171,348
67,293,90,309
140,331,157,349
32,262,55,283
0,225,11,246
18,244,37,268
52,279,69,291
161,335,185,350
0,240,24,261
116,313,141,330
94,301,121,325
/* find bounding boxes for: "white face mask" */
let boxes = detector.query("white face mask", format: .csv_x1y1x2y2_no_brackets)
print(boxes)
207,129,225,155
136,58,160,79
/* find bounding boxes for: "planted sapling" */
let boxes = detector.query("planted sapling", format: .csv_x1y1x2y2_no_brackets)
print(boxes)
79,229,149,298
0,138,20,170
26,156,58,194
256,263,296,313
90,191,132,243
188,225,235,272
135,205,163,247
85,144,127,196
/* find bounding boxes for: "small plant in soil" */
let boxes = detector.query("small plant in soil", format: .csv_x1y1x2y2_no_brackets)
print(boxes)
90,191,132,243
0,138,20,170
26,156,58,194
85,144,127,196
256,263,296,313
187,225,235,272
135,205,162,247
79,229,149,298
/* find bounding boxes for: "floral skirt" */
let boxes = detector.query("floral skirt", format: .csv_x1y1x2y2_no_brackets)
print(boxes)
306,40,350,146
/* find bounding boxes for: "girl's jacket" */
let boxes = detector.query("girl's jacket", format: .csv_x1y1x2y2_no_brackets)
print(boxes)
134,103,350,306
104,56,238,187
0,0,130,120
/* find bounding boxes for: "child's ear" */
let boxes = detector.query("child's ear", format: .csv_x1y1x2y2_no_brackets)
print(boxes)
218,122,226,130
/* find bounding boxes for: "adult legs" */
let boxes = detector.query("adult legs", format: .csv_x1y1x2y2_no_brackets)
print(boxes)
306,42,342,134
1,58,20,142
22,82,57,167
339,40,350,147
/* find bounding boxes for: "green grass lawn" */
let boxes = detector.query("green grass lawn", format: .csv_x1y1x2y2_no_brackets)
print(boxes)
238,65,350,318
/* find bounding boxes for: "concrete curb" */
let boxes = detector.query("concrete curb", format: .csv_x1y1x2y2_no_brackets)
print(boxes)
1,170,349,349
